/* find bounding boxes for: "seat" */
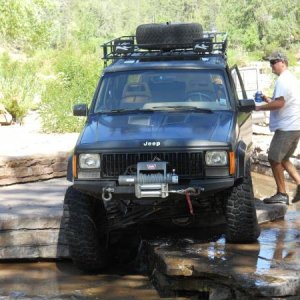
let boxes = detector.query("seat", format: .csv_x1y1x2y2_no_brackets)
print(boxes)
121,83,151,106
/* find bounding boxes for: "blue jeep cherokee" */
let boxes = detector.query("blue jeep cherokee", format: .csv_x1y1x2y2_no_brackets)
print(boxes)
64,23,260,272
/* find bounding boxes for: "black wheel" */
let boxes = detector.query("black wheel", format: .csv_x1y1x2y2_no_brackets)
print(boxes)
136,23,203,50
64,186,109,272
225,160,260,243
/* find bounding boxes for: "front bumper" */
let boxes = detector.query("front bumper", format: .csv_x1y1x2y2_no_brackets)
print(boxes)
73,177,235,197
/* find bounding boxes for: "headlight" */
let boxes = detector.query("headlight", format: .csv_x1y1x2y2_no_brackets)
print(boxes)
79,153,100,169
205,151,228,166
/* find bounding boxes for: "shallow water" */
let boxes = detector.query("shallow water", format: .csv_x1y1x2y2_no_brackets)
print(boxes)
0,173,299,299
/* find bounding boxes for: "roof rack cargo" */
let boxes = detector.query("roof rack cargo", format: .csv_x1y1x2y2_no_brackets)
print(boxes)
102,31,228,66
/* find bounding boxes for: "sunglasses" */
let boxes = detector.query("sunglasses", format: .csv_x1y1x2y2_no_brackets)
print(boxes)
270,59,281,65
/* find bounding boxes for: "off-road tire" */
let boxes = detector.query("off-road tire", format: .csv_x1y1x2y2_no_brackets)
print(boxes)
136,23,203,50
225,160,260,243
64,186,109,272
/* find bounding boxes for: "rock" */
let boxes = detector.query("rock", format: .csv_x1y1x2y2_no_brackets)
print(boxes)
255,199,287,224
0,153,69,186
0,179,70,259
142,229,300,298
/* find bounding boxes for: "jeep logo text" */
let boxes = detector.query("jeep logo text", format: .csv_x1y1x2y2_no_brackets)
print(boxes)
143,141,161,147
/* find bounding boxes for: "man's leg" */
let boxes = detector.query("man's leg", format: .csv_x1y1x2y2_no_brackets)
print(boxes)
264,159,289,204
264,130,289,204
282,159,300,203
281,159,300,185
269,159,286,194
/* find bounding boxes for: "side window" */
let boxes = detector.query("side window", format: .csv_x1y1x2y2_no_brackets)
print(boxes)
230,65,247,99
95,74,128,112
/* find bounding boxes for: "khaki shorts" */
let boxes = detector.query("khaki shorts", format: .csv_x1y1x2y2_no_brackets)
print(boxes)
268,130,300,162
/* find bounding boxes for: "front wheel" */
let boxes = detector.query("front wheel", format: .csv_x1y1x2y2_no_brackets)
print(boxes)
225,161,260,243
64,186,109,272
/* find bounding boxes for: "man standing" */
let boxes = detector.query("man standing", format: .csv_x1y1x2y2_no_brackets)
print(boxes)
256,51,300,204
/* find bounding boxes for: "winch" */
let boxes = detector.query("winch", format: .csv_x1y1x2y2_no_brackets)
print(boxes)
118,161,178,198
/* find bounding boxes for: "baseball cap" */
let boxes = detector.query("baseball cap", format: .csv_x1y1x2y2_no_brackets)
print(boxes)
266,51,288,62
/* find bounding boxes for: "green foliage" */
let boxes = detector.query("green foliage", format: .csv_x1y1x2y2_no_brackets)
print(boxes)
0,0,60,51
217,0,300,52
0,0,299,132
40,45,102,132
0,53,40,121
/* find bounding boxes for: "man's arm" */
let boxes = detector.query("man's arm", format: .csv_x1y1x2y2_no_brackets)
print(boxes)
255,96,285,111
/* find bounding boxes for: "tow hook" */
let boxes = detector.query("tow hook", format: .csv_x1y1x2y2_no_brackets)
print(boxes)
183,187,203,215
184,188,195,215
102,187,114,202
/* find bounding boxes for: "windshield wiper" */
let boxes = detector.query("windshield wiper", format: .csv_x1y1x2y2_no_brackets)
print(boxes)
151,105,213,113
100,108,155,114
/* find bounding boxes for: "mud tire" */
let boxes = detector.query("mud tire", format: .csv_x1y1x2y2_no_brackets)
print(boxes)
136,23,203,50
64,186,109,272
225,160,260,243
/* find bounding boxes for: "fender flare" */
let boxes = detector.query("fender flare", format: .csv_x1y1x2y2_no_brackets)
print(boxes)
235,141,248,180
66,155,73,182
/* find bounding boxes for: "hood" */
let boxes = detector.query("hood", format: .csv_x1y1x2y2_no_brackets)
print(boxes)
78,111,234,150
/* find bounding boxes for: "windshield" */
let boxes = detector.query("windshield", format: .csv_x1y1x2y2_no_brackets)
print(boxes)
93,69,230,113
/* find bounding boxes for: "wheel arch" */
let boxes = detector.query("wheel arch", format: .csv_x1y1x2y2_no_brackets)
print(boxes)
234,140,250,180
66,154,73,182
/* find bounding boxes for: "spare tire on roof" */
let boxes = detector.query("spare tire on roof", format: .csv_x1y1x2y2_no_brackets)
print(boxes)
136,22,203,50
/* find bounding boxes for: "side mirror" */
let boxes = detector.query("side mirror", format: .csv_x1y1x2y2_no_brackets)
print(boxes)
73,104,88,116
238,99,255,112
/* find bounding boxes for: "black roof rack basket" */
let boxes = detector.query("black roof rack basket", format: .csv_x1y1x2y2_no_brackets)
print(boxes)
102,32,227,66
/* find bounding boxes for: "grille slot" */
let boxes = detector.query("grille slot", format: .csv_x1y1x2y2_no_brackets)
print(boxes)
102,152,203,178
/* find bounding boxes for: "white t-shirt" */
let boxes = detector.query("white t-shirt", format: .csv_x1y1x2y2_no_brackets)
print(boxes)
269,70,300,132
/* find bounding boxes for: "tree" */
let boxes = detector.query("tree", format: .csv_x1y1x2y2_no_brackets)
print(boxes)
0,0,61,50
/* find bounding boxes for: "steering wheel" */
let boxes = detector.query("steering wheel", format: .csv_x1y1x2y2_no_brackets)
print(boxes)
185,92,213,102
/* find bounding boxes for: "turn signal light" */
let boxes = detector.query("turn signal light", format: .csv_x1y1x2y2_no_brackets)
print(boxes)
72,154,77,178
229,151,235,175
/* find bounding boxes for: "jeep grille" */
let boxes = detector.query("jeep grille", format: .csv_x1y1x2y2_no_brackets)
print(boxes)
102,152,203,178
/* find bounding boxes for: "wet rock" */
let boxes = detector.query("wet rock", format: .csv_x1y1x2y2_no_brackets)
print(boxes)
152,269,235,299
0,229,68,259
255,200,287,224
138,207,300,299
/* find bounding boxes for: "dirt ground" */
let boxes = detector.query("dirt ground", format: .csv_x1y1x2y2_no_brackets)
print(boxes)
0,111,78,157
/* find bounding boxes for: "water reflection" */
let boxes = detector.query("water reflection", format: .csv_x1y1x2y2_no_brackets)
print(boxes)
0,261,162,299
148,173,300,295
0,173,299,298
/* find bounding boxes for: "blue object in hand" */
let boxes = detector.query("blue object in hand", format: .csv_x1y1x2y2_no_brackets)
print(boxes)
255,91,263,103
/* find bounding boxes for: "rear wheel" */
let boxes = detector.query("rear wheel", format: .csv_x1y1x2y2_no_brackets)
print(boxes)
64,186,109,272
136,23,203,50
225,160,260,243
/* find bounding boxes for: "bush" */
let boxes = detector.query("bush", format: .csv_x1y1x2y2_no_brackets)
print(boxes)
40,44,102,132
0,52,40,122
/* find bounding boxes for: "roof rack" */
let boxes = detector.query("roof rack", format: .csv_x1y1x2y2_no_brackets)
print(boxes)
102,32,227,66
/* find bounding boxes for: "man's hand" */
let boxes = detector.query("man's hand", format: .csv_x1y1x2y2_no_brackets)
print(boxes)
262,95,272,103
